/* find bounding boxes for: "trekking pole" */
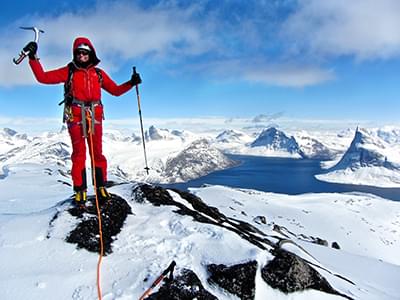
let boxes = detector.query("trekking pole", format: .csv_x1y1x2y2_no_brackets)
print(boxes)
133,66,150,175
139,260,176,300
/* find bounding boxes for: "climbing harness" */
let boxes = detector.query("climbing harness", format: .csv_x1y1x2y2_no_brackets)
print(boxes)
139,260,176,300
71,99,102,138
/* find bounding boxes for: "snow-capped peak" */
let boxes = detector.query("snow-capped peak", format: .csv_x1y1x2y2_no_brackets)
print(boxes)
1,128,17,137
334,127,396,170
216,129,252,144
145,125,180,141
251,127,305,157
162,139,237,183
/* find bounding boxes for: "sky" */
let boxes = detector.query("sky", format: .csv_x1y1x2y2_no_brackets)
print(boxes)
1,0,400,132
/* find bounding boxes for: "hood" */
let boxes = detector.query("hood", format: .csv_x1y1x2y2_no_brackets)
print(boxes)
72,37,100,66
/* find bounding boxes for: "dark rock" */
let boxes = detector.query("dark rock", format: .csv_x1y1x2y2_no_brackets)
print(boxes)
253,216,267,224
332,242,341,249
262,249,352,299
66,193,132,255
313,237,328,247
207,261,257,300
147,269,218,300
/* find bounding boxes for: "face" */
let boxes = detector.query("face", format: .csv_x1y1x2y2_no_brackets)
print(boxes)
75,49,90,63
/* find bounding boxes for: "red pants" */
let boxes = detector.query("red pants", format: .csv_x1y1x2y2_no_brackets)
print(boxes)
68,104,107,191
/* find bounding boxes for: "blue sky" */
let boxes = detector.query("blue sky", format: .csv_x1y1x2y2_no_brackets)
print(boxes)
1,0,400,128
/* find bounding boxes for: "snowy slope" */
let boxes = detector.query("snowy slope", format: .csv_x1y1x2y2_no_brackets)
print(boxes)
0,178,399,299
1,125,400,299
294,130,337,160
317,128,400,187
161,139,238,183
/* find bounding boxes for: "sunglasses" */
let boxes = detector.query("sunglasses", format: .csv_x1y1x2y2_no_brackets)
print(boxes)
75,50,90,56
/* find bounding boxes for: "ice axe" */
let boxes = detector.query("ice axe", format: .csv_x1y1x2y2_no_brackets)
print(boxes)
13,26,44,65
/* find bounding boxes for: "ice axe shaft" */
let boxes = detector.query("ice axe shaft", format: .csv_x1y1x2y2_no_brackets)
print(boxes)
13,26,44,65
133,67,150,175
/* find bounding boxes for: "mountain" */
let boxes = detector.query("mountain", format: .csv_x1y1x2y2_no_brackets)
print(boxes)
144,125,194,142
294,132,336,160
331,127,397,170
215,129,252,144
316,127,400,187
377,126,400,144
0,132,71,167
0,128,30,155
250,127,305,157
162,139,237,183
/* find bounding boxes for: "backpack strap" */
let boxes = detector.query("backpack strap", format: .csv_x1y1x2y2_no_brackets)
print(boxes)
59,62,75,106
95,67,103,87
59,63,103,106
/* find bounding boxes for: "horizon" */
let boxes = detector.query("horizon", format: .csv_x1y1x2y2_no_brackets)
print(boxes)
0,115,397,137
1,0,400,125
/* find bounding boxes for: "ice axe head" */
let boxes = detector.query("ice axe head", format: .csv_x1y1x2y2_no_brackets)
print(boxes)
13,26,44,65
20,26,45,43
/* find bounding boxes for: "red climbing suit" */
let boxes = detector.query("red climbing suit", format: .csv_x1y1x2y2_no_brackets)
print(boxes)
29,37,133,191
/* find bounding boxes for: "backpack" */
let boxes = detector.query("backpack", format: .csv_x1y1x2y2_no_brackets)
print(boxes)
59,62,103,122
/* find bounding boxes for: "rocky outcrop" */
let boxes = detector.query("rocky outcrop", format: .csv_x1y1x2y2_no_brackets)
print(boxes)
207,261,258,300
65,194,132,255
147,269,217,300
262,249,353,299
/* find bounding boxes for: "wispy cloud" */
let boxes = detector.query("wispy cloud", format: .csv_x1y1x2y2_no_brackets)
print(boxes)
196,58,335,87
1,1,214,86
2,0,399,89
282,0,400,60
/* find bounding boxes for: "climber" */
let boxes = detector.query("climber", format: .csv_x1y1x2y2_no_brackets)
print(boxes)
23,37,142,204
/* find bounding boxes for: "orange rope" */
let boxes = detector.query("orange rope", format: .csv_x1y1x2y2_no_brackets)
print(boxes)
86,109,104,300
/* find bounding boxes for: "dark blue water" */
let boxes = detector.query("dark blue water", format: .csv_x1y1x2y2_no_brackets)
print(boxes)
165,155,400,201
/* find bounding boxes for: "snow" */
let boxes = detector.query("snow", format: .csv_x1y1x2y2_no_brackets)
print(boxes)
316,166,400,188
0,125,400,299
2,125,400,187
0,178,399,299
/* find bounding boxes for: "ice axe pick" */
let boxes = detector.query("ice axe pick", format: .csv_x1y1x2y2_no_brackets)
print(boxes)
13,26,44,65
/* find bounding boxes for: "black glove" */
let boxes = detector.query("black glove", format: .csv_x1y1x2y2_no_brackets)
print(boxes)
23,41,38,59
130,72,142,86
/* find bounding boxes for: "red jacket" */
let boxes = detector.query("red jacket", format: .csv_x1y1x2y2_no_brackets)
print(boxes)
29,37,132,101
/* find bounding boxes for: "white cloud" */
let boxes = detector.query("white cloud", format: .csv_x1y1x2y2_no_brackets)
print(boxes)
243,64,335,87
0,2,213,87
201,59,335,87
6,1,392,89
282,0,400,60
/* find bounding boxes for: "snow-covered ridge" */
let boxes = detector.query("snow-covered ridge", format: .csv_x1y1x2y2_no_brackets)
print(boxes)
1,181,399,299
